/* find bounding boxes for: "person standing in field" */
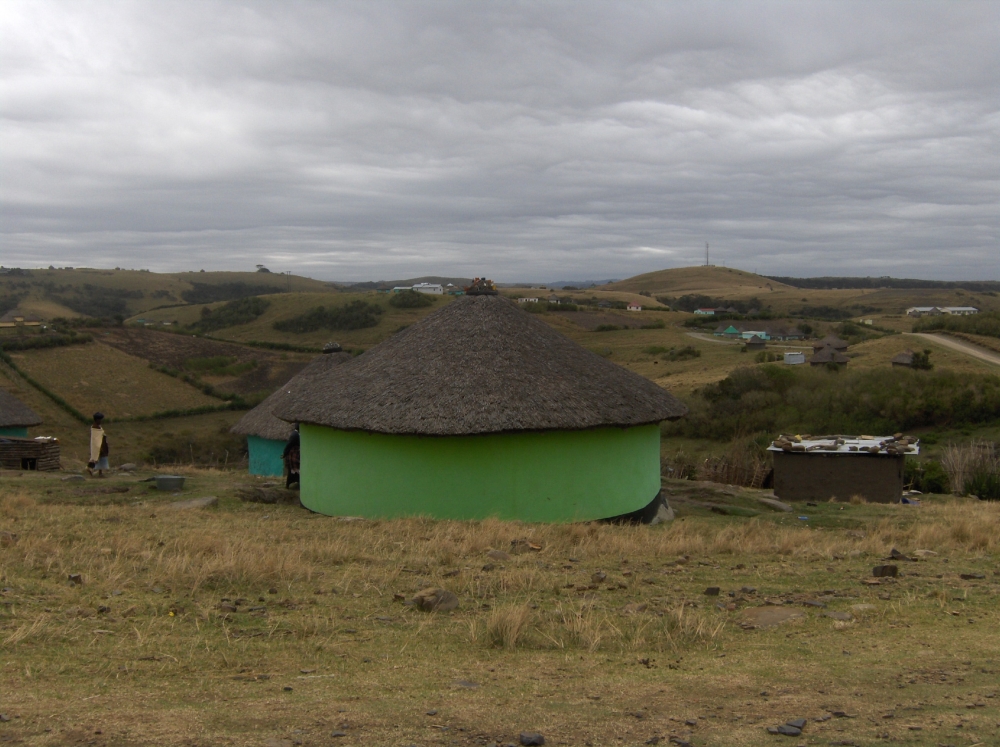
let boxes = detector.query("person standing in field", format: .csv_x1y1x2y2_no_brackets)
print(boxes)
88,412,109,477
283,424,300,488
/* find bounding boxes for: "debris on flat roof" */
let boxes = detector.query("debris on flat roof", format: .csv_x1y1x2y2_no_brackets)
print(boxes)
768,434,919,456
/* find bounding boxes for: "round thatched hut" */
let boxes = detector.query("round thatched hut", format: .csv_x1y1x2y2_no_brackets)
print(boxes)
273,295,687,522
0,388,42,438
231,347,350,476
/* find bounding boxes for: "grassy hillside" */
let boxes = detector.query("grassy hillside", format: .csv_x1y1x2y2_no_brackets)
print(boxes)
9,343,221,419
2,474,999,746
0,268,335,319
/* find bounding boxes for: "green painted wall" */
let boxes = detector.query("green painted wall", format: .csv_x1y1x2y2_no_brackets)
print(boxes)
0,427,29,438
247,435,286,477
300,423,661,522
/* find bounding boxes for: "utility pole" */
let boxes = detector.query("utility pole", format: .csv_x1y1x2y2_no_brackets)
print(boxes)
705,243,710,267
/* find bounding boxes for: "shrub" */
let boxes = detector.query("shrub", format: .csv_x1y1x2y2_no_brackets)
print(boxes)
665,366,1000,441
389,289,434,309
904,459,949,494
941,441,1000,499
643,345,670,356
181,282,283,304
640,319,665,329
595,324,621,332
663,346,700,362
754,351,780,363
914,311,1000,339
189,297,270,333
273,301,383,333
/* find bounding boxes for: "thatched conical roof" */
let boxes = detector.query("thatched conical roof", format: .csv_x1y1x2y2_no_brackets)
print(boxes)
274,295,687,436
0,389,42,428
231,351,351,441
813,334,848,351
810,345,849,365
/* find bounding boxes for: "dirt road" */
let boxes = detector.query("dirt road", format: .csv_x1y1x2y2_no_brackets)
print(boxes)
909,332,1000,367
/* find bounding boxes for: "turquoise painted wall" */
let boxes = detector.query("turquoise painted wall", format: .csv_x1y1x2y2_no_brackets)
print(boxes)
0,427,28,438
247,435,286,477
300,423,661,522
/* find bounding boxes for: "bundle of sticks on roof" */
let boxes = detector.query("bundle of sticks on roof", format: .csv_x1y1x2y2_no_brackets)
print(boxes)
464,277,497,295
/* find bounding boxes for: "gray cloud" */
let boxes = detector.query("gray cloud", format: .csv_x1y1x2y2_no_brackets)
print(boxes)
2,1,997,280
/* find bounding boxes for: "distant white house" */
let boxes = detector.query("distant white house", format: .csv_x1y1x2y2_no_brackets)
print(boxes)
517,297,540,304
943,306,979,316
741,330,769,340
627,302,642,311
784,351,806,365
412,283,444,295
906,306,979,317
693,308,716,316
391,286,412,293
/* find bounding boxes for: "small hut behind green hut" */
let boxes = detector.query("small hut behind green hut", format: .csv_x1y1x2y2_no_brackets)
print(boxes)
274,294,687,522
231,347,351,476
0,388,42,438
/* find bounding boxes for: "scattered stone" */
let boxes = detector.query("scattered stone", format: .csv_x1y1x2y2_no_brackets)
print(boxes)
453,679,479,689
684,719,697,726
824,611,853,621
282,686,293,692
299,668,315,674
645,738,661,745
61,474,86,482
330,731,347,737
118,463,137,472
592,570,607,583
704,587,721,596
426,710,438,716
0,531,18,547
68,573,84,585
741,607,803,628
0,715,9,722
802,599,826,608
872,565,898,578
482,563,496,572
442,569,460,578
775,724,801,736
412,588,459,612
218,603,237,613
519,732,545,746
850,604,876,613
166,496,218,510
960,573,985,580
786,718,806,729
623,602,648,614
263,739,293,747
487,549,512,562
889,548,914,562
510,539,542,554
913,549,937,557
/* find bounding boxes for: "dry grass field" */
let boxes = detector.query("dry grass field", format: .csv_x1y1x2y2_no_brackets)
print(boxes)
0,471,998,746
9,343,220,420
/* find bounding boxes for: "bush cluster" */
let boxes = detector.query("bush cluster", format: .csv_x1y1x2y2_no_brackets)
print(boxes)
664,364,1000,441
189,297,271,333
273,300,383,333
914,311,1000,340
388,290,435,308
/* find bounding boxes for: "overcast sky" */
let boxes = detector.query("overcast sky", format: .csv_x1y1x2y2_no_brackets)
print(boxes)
2,1,997,281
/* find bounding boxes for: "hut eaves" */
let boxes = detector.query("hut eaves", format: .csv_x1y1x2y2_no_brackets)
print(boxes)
810,345,849,365
0,389,43,428
275,295,688,436
231,352,351,441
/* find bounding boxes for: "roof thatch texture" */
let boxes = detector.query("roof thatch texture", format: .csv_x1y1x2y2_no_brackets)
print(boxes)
230,352,351,441
274,295,688,436
813,335,848,351
810,346,850,365
891,350,914,366
0,389,42,428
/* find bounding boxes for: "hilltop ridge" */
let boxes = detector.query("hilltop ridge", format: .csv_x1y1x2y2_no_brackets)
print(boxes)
604,266,794,296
